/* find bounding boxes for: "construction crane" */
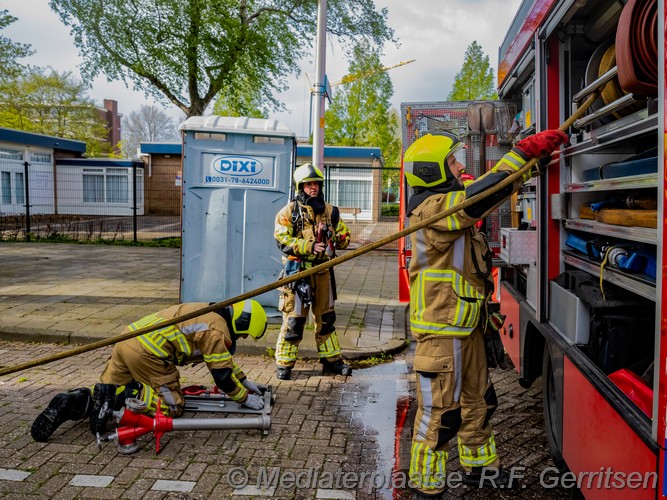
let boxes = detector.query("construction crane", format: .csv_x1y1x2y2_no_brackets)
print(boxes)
302,59,415,99
305,58,415,136
331,59,416,86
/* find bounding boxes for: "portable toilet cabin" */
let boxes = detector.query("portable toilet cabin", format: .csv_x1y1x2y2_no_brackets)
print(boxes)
179,116,296,310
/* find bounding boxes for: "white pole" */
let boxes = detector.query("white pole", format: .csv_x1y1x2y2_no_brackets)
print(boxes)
387,178,391,208
312,0,327,170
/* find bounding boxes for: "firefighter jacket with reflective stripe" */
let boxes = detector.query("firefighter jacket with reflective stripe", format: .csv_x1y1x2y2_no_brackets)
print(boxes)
408,150,530,370
127,302,247,401
274,200,350,267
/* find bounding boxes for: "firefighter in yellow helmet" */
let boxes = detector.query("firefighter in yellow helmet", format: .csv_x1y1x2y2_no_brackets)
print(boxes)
30,300,268,442
273,163,351,380
404,129,568,498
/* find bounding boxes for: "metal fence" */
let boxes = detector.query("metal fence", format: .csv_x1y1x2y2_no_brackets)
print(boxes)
0,161,178,244
321,164,400,251
0,161,401,250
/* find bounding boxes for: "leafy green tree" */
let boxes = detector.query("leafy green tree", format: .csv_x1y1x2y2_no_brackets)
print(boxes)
324,40,401,199
212,84,268,119
325,40,400,166
0,67,111,156
448,41,497,100
0,9,33,81
49,0,395,118
122,105,180,158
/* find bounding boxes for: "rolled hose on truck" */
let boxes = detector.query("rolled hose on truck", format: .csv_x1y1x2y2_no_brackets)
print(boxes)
0,92,601,377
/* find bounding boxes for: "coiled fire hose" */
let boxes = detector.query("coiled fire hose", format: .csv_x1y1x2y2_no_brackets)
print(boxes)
0,92,599,377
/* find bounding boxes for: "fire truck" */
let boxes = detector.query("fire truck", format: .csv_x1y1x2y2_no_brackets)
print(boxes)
400,0,664,497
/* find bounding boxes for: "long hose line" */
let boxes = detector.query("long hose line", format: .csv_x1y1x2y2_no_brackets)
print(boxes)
0,92,599,377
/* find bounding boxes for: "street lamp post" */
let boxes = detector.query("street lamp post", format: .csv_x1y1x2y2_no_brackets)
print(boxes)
312,0,327,170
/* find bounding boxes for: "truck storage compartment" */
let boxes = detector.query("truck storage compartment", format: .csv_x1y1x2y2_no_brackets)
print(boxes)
587,311,654,375
499,228,536,265
549,272,590,345
581,154,658,181
549,270,654,376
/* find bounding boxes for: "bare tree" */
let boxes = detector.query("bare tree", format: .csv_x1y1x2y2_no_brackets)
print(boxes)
121,105,180,158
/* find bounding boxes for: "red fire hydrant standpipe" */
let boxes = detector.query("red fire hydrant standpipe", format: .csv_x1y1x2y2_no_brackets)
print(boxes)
96,386,274,455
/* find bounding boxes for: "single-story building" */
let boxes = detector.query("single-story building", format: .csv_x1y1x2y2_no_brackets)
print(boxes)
54,158,144,216
0,127,143,216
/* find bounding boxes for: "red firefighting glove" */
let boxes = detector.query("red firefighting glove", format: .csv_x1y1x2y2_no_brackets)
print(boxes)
515,130,569,159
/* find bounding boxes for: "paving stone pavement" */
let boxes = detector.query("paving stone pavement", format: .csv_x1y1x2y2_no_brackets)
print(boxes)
0,242,570,499
0,339,569,499
0,243,406,360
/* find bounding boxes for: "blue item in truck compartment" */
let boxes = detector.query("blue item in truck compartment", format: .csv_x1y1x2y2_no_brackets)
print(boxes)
614,252,645,273
633,250,657,280
590,199,625,212
613,250,656,279
565,234,656,279
565,233,601,260
644,256,656,280
581,156,657,181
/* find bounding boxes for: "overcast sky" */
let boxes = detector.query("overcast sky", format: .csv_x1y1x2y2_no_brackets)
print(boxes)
3,0,524,138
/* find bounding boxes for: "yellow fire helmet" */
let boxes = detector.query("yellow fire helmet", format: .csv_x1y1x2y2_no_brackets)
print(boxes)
403,131,464,188
293,163,325,191
231,299,267,340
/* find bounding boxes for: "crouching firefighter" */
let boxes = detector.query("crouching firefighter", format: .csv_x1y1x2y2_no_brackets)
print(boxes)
273,163,352,380
403,129,568,498
30,300,268,442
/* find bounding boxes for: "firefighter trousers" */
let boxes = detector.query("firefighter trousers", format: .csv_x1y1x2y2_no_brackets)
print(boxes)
409,328,499,494
100,338,185,417
275,269,342,367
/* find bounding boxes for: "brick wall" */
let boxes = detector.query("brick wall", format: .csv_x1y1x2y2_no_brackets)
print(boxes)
143,154,182,216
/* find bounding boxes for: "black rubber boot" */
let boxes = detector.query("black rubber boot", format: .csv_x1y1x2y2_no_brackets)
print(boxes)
461,467,519,489
276,366,292,380
90,383,122,436
412,490,444,500
31,387,92,442
322,359,352,376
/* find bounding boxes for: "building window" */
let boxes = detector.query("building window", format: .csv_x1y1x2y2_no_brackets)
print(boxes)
336,179,371,210
31,152,52,163
135,169,144,204
106,168,128,203
1,171,11,204
83,169,105,202
0,148,23,161
15,172,24,205
328,168,372,211
83,167,133,204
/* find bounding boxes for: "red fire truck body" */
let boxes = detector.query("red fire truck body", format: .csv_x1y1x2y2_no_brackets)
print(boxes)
496,0,663,498
399,0,665,497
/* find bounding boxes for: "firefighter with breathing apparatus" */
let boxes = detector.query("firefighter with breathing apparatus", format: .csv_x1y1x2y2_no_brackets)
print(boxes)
273,163,352,380
403,129,568,498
